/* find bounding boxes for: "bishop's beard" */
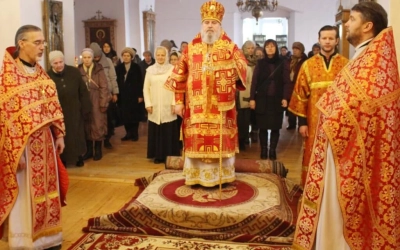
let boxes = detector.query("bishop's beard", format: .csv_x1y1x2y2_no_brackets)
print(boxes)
201,29,221,45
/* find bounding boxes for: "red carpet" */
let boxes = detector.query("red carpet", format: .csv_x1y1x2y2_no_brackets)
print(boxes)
81,169,302,245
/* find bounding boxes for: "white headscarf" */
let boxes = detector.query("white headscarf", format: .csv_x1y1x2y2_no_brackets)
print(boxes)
146,46,173,75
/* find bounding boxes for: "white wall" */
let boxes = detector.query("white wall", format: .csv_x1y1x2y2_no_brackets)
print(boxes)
286,0,337,53
155,0,336,51
155,0,244,48
0,0,75,66
125,0,141,54
0,0,22,63
74,0,126,57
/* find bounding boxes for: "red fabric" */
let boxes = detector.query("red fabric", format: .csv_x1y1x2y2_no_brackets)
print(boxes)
0,47,65,228
57,154,69,207
293,27,400,249
164,32,247,159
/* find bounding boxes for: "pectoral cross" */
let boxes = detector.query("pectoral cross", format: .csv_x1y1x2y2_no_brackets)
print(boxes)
202,51,213,74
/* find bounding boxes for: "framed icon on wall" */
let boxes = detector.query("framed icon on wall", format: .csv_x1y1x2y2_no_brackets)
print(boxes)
83,12,116,48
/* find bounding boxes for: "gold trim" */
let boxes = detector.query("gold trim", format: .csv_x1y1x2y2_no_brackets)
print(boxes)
309,81,333,89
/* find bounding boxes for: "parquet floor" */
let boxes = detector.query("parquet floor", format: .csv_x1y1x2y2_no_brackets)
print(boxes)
0,117,304,249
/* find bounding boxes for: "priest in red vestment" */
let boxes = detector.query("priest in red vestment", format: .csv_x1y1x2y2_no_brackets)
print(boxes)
293,2,400,249
165,0,247,187
0,25,66,249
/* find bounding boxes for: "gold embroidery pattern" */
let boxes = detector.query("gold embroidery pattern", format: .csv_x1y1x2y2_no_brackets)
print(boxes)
0,49,65,228
164,31,246,158
176,185,238,203
288,53,348,186
293,28,400,250
29,127,62,240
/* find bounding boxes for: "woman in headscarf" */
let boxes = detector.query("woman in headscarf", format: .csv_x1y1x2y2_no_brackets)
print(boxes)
249,39,291,160
143,46,180,164
102,41,119,66
78,48,110,161
237,40,257,150
115,47,144,141
47,50,92,167
286,42,308,130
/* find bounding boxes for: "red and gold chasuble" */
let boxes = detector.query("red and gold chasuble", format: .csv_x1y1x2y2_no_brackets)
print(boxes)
288,53,348,186
293,27,400,249
165,31,247,158
0,47,65,240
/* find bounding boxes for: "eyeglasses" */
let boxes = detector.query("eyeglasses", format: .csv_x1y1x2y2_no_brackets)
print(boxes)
22,39,48,47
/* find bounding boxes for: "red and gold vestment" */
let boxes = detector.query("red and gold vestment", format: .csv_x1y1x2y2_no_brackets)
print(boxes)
165,31,246,186
165,31,246,159
288,53,348,185
0,47,65,240
293,27,400,249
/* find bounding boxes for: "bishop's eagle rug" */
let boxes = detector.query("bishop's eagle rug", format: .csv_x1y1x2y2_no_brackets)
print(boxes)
68,233,292,250
81,168,302,245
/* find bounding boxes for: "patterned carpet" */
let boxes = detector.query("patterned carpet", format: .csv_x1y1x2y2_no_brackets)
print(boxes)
165,157,289,178
81,168,302,245
68,233,292,250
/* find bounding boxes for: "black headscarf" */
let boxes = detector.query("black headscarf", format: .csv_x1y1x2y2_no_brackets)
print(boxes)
102,41,117,59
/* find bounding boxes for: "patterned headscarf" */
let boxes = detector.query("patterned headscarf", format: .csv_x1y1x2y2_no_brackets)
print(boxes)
146,46,173,75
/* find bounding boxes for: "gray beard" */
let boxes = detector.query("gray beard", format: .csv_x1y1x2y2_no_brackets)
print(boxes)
201,29,221,45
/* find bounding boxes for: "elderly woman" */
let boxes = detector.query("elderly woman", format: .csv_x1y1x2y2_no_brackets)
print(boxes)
144,46,180,164
115,47,144,141
78,48,110,161
249,39,291,160
47,50,92,167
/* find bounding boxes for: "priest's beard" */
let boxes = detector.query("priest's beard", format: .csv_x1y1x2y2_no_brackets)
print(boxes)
201,28,221,45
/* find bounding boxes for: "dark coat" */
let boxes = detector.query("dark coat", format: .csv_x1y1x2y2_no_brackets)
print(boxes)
139,58,155,80
115,62,144,124
47,65,92,164
250,57,291,129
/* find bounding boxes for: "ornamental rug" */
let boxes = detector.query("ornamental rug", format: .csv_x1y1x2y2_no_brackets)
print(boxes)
165,157,289,178
68,232,292,250
82,170,302,245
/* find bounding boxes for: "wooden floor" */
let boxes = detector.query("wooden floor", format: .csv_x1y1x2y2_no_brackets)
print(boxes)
0,118,304,250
